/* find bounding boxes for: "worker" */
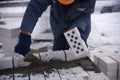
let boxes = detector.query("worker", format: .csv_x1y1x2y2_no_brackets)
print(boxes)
15,0,96,56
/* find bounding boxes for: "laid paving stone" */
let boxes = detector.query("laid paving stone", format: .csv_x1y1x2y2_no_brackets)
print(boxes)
99,56,117,70
13,55,31,68
30,42,48,53
0,57,13,70
58,69,75,79
89,74,110,80
64,49,77,61
32,33,54,41
40,50,65,62
14,73,29,80
62,78,78,80
0,74,13,80
0,36,18,44
0,27,19,38
109,77,117,80
71,66,89,77
44,69,60,80
30,73,45,80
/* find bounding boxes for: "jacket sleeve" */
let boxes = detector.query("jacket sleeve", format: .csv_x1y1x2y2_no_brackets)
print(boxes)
20,0,52,33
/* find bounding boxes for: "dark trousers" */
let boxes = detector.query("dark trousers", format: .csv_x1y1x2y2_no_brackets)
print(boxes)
53,34,69,51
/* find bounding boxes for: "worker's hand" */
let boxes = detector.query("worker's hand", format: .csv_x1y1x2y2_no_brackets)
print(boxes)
15,32,32,56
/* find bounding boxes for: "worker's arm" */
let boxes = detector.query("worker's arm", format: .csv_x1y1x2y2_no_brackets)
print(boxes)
20,0,52,33
15,0,52,56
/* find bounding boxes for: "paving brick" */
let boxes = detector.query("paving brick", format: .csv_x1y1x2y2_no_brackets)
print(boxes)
0,36,18,44
64,49,77,61
0,57,13,70
58,68,75,79
14,73,29,80
108,77,117,80
62,78,78,80
30,42,48,53
0,74,13,80
2,43,17,51
3,50,20,57
32,33,54,41
87,71,104,76
40,50,65,62
89,74,110,80
109,54,120,78
0,27,19,38
99,65,117,78
30,73,45,80
77,76,88,80
93,53,108,65
13,55,31,68
71,67,89,77
99,56,117,70
64,27,89,58
44,69,60,80
93,53,115,65
32,53,41,60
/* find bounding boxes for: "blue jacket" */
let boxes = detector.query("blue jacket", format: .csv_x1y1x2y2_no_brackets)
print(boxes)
20,0,96,41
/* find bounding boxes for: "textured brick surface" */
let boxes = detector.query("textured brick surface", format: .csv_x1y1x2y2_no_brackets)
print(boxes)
99,56,117,70
64,27,89,58
40,50,65,62
0,57,13,70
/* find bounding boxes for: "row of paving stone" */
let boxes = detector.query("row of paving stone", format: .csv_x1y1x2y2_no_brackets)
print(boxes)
0,66,110,80
0,49,89,70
